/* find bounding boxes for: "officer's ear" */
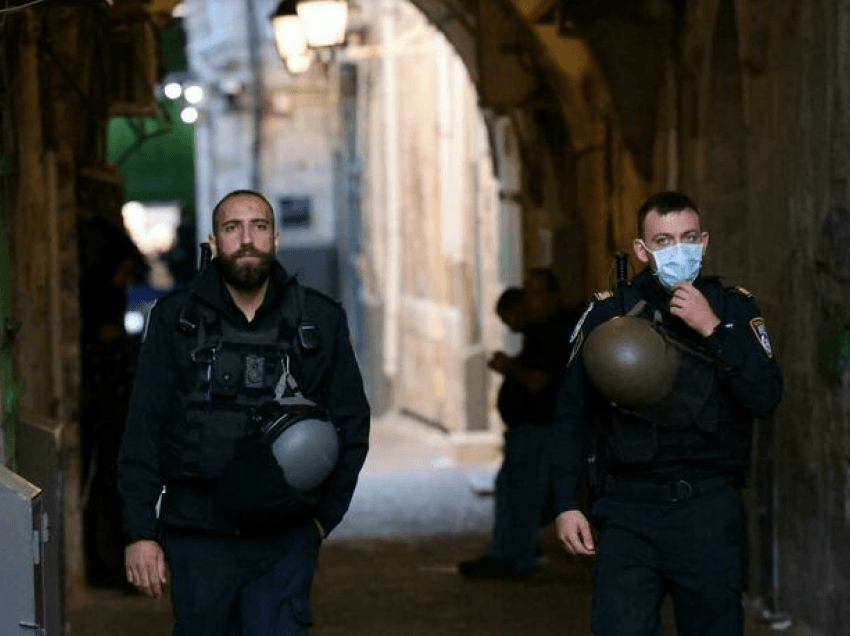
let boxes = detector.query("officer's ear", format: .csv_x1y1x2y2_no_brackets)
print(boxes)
633,237,651,264
274,229,280,253
208,231,219,257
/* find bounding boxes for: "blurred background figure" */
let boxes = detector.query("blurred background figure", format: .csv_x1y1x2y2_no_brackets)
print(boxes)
78,214,149,589
458,269,582,579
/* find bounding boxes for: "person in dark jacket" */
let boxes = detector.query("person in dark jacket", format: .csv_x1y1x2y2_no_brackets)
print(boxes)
117,190,370,636
459,270,580,579
552,191,782,636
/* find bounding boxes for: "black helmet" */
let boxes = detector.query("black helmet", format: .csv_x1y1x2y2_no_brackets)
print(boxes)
215,397,339,533
582,315,679,408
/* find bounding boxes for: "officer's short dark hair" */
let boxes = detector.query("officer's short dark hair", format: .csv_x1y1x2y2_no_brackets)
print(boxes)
637,191,700,238
212,190,276,236
496,287,524,314
526,267,561,293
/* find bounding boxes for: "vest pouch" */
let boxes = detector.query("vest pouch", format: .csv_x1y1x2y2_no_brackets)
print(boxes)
161,415,200,479
211,350,243,398
161,407,249,480
610,413,658,464
630,335,717,430
215,432,321,534
693,397,724,433
199,408,251,478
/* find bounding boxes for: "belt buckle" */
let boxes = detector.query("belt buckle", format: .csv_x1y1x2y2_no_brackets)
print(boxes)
670,479,693,502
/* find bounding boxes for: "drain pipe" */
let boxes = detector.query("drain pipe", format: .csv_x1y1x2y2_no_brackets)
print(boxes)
244,0,263,190
0,185,20,468
45,151,64,424
756,414,791,629
381,0,401,378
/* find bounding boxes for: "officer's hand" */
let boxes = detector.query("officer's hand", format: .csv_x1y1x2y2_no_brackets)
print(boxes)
125,539,167,599
487,351,512,374
669,283,721,337
555,510,596,556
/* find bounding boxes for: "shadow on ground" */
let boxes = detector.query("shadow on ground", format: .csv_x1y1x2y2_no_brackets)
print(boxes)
67,530,591,636
312,530,593,636
66,415,803,635
66,529,798,636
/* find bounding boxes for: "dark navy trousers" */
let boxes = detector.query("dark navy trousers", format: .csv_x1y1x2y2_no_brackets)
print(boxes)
163,521,322,636
488,423,554,574
590,485,746,636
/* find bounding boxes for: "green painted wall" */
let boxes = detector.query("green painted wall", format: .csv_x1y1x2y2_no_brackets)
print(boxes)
106,97,196,213
106,18,194,214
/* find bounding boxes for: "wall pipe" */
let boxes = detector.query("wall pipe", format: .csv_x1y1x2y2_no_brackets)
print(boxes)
245,0,264,191
382,0,401,377
0,187,17,467
45,151,64,423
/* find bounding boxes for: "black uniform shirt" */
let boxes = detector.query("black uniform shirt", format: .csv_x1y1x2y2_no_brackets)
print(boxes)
496,307,576,426
550,268,783,513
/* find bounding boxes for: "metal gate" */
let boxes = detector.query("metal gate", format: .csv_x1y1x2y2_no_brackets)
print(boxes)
0,464,49,635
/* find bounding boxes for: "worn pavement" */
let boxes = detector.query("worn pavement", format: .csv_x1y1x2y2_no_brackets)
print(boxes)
66,413,806,635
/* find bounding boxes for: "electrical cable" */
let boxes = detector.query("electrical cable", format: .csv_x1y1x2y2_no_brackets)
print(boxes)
113,101,174,167
0,0,47,14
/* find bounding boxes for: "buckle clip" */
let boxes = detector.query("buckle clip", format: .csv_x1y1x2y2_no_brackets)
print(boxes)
671,479,693,502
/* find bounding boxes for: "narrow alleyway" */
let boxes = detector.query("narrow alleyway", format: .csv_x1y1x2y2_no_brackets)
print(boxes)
66,414,801,636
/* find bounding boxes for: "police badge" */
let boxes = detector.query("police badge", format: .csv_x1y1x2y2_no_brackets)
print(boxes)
749,317,774,358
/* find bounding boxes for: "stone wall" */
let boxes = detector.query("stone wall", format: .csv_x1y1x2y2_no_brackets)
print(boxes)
1,0,162,598
676,0,850,631
354,3,503,445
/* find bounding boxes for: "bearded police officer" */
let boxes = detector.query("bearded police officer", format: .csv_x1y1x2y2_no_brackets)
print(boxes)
117,190,370,636
551,191,782,636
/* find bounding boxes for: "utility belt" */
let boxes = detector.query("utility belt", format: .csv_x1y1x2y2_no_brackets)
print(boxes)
600,473,738,503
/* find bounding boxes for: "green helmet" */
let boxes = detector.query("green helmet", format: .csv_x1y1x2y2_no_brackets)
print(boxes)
582,315,679,408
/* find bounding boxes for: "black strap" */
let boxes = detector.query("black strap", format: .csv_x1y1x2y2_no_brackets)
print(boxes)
294,285,320,352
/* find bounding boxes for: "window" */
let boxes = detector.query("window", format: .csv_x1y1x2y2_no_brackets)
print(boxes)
278,196,312,228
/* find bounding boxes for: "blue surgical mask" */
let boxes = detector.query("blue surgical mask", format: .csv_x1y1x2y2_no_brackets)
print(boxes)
645,242,703,290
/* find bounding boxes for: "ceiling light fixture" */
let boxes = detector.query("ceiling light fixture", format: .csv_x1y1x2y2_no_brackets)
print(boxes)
295,0,348,49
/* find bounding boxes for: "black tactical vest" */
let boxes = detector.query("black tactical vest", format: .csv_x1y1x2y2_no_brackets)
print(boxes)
600,280,752,474
161,287,304,483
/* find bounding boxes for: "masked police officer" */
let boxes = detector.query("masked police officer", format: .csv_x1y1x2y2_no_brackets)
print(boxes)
551,191,782,636
118,190,370,636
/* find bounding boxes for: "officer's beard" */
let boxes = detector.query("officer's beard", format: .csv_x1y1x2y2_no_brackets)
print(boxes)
218,247,276,291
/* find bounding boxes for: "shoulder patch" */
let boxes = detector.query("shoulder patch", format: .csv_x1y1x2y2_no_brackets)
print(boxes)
593,290,614,302
749,316,774,358
733,286,754,298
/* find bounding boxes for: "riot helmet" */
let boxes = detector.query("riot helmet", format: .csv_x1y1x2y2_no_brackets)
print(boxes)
582,315,679,408
251,396,340,492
